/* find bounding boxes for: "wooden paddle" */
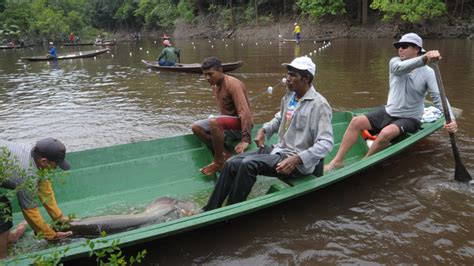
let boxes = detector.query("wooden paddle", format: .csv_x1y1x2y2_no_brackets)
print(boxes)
432,62,472,182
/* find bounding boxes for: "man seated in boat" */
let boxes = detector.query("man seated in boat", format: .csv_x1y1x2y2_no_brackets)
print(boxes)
95,34,103,44
324,33,458,172
68,32,75,44
46,42,57,59
157,40,180,66
192,56,254,176
202,56,333,211
0,138,73,259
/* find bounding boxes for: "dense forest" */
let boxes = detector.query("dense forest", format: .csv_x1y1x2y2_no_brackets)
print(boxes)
0,0,472,43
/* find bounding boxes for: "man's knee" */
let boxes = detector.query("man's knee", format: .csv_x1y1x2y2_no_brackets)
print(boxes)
377,125,400,143
208,119,224,134
349,116,370,131
191,123,202,134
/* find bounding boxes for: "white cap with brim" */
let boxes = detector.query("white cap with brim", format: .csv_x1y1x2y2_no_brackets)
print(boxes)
393,32,426,53
282,56,316,77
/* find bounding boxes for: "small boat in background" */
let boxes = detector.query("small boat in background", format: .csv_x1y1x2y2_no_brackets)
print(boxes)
0,44,35,49
21,48,110,61
142,60,243,73
281,37,331,43
94,40,116,46
63,42,94,46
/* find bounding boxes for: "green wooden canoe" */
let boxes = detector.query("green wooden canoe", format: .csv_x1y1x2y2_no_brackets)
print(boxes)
3,107,447,264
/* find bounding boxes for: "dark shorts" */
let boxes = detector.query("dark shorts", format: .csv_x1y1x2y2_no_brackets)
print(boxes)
193,115,243,141
0,195,13,233
365,107,421,134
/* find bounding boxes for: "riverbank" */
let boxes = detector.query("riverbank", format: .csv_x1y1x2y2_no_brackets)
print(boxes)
111,18,473,43
169,19,473,40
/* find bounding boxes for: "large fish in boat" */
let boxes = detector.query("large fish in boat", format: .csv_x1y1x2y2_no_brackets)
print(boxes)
68,197,197,237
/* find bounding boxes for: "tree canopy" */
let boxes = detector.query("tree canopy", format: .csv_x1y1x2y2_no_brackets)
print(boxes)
0,0,470,43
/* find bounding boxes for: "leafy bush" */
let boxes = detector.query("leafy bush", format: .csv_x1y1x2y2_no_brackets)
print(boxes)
371,0,446,23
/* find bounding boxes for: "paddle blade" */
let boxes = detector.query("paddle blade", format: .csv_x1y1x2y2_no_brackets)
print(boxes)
454,161,472,182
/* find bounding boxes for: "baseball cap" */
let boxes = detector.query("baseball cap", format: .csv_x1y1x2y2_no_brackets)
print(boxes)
282,56,316,77
49,42,54,45
35,137,70,170
393,33,426,53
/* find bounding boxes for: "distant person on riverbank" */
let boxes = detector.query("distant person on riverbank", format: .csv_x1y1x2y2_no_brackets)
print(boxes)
324,32,458,172
47,42,57,59
294,22,301,44
191,56,253,176
202,56,333,211
68,33,75,44
157,40,180,66
0,138,73,259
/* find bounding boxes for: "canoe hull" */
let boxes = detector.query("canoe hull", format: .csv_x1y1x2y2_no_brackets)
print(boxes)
63,43,94,46
0,44,35,49
142,60,243,73
21,48,110,61
4,107,445,264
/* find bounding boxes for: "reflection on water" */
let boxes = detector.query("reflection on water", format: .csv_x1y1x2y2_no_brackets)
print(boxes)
1,38,473,263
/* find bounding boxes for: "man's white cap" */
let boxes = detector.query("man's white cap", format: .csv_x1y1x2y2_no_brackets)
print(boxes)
393,32,426,53
294,22,298,26
282,56,316,77
49,42,53,45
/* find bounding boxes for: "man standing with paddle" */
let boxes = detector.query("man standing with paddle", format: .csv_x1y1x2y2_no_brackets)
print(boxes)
325,33,458,172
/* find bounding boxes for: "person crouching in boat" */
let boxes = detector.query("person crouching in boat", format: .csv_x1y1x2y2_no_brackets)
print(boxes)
157,40,180,66
202,56,333,211
47,42,57,59
324,33,458,172
192,57,254,176
0,138,73,259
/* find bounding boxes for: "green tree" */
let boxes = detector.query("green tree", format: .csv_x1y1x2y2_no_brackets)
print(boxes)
177,0,198,23
370,0,446,23
134,0,179,29
30,7,70,41
115,0,142,28
296,0,346,18
0,2,32,40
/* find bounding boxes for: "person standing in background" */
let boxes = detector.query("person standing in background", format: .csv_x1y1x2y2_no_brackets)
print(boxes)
294,22,301,44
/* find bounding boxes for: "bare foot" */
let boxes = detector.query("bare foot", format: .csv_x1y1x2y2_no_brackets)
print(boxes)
7,221,27,243
324,161,344,172
200,161,223,176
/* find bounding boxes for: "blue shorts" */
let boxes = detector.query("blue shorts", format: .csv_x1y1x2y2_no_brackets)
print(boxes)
193,115,243,141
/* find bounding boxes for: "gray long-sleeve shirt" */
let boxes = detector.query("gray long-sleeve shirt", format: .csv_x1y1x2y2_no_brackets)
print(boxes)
386,56,454,121
262,86,333,175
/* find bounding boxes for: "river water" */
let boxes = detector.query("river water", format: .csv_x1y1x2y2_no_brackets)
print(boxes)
1,38,473,264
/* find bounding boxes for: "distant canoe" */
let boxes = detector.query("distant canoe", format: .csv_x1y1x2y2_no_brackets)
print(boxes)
281,37,331,43
63,42,94,46
21,48,110,61
142,60,243,73
94,41,116,46
0,44,35,49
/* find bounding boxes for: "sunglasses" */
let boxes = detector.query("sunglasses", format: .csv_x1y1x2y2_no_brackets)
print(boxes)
395,43,415,49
